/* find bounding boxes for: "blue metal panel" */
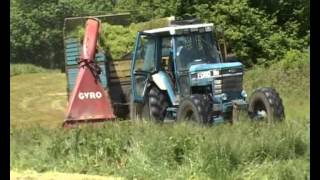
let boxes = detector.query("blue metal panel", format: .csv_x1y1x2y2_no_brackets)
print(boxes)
66,51,80,57
65,38,78,43
66,68,78,91
65,49,79,54
95,53,106,62
66,57,78,66
96,53,104,58
190,78,212,86
131,32,145,102
66,43,80,49
65,38,81,66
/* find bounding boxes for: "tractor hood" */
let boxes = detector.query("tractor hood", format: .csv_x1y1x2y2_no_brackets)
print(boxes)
189,62,243,73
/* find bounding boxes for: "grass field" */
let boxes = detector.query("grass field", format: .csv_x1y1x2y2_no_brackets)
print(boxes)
10,51,309,180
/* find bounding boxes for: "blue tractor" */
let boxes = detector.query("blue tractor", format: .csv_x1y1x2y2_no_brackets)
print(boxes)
130,21,285,124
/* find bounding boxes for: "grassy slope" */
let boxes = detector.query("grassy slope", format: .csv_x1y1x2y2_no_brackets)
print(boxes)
10,52,309,179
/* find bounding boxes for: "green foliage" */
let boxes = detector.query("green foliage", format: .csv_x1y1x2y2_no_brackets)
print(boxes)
248,0,310,38
10,0,75,68
99,24,135,59
11,0,309,68
193,0,307,66
279,49,310,72
10,0,116,68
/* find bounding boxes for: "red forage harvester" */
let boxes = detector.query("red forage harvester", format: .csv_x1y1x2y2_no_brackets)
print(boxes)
63,18,115,127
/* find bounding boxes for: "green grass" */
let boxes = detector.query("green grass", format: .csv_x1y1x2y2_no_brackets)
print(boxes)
10,50,309,179
10,120,309,179
10,72,66,128
10,63,59,77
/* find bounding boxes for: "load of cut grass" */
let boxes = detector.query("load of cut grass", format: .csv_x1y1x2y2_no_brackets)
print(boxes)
66,17,173,60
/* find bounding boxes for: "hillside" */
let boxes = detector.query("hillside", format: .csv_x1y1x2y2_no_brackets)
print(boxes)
10,49,309,179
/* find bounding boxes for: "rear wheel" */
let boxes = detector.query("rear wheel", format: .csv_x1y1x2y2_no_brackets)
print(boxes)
130,86,169,122
148,86,169,121
248,87,285,122
177,94,210,124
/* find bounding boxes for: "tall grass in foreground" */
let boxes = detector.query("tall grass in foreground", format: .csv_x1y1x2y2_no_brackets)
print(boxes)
10,117,309,180
10,49,309,179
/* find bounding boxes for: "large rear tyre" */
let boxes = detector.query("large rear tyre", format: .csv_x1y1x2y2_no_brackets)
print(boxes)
176,94,210,124
248,87,285,122
147,86,169,121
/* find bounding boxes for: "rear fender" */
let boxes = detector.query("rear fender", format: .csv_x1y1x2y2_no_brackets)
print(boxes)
151,71,178,106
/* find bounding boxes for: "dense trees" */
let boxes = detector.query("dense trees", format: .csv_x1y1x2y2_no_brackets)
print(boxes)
10,0,309,68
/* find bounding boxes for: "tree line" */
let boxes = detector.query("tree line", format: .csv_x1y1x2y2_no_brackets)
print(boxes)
10,0,309,69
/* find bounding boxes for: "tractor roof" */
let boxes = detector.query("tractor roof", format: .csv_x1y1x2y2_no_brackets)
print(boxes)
143,23,214,36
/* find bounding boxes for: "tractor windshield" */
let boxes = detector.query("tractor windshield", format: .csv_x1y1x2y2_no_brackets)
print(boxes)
175,32,221,70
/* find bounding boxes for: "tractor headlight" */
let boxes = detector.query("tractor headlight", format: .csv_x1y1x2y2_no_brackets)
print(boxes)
212,79,222,94
215,89,222,94
241,90,247,98
214,84,222,89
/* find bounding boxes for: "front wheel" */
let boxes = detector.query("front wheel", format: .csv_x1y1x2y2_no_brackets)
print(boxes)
176,94,210,124
248,87,285,122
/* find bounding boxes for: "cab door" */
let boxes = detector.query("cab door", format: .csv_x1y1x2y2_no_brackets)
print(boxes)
131,33,157,102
